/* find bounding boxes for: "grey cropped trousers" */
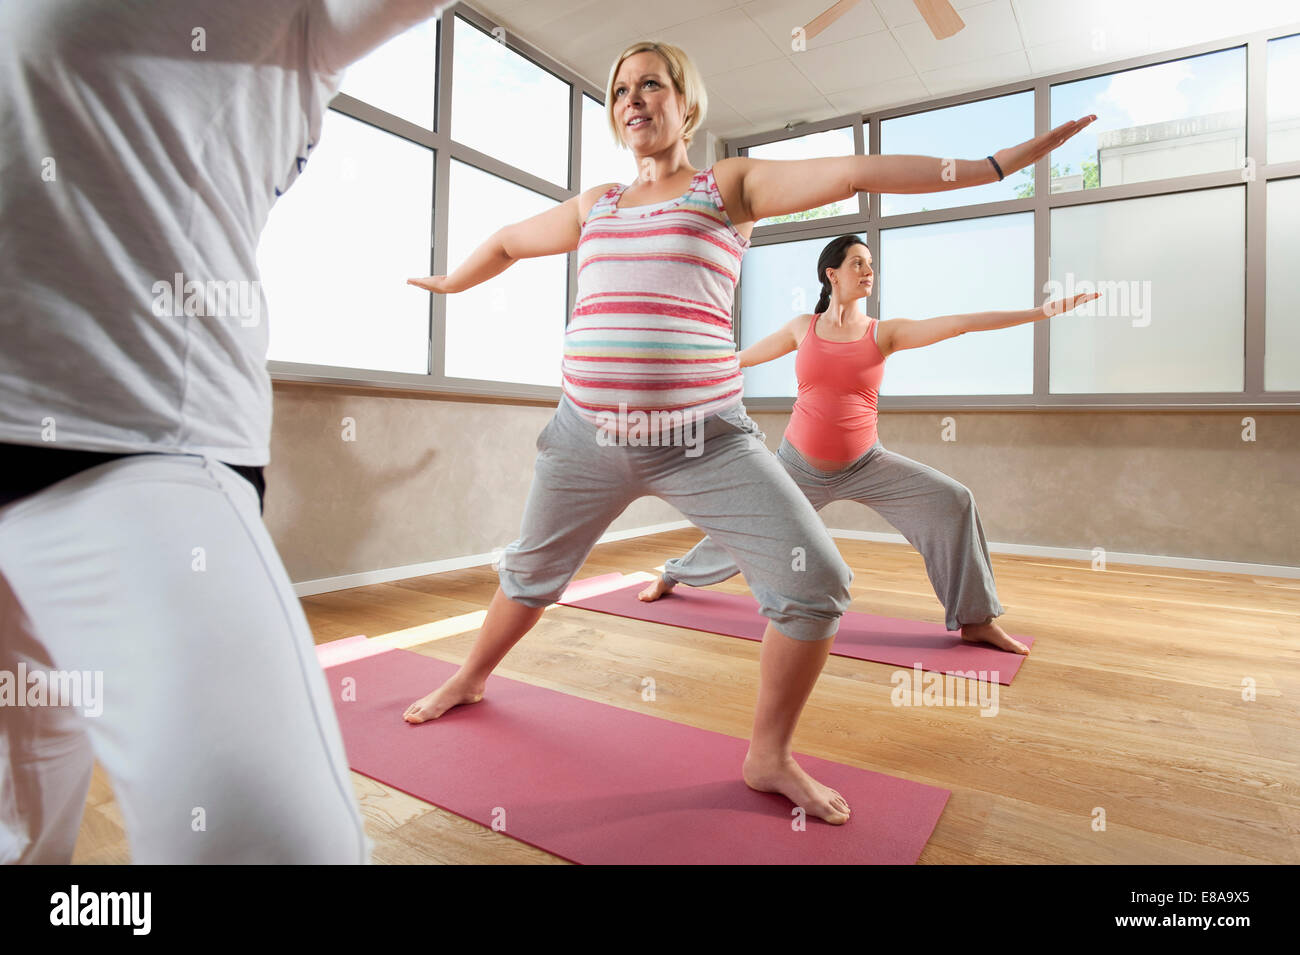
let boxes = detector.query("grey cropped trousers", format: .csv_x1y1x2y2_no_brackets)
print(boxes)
498,396,853,641
662,436,1004,632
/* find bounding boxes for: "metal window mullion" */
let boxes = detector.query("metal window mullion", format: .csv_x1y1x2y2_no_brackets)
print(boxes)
1033,77,1051,400
1244,36,1268,396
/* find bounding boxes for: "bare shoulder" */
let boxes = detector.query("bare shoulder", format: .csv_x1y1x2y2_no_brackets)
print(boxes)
576,181,621,226
710,157,754,233
790,311,814,343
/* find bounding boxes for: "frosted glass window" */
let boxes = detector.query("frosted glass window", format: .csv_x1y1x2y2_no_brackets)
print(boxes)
880,93,1033,217
746,127,861,226
451,16,570,186
444,161,566,386
338,18,437,129
1049,187,1244,393
259,110,433,374
1267,34,1300,164
581,93,631,192
1051,48,1246,193
1266,177,1300,391
879,215,1034,395
738,237,838,398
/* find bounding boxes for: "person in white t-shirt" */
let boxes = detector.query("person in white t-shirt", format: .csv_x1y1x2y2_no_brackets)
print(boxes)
0,0,449,864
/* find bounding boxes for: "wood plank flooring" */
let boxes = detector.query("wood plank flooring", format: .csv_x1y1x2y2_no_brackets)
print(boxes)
70,531,1300,864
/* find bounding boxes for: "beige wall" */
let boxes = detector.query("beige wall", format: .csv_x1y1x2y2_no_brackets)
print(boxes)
265,382,1299,584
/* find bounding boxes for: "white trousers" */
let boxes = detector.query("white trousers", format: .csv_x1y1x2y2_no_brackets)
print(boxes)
0,453,369,863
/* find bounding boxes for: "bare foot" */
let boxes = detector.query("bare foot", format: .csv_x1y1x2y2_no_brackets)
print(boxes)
960,619,1029,655
403,675,486,723
742,751,851,825
637,576,676,602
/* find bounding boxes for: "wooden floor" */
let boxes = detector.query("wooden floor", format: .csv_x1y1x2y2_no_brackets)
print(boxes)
72,530,1300,864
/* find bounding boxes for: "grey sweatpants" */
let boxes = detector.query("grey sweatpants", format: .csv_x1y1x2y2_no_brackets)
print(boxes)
662,437,1005,632
498,397,853,641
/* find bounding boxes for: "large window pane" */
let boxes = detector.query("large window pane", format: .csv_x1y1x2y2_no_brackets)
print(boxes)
444,162,565,386
1049,187,1244,393
451,16,569,186
1268,34,1300,164
1051,48,1246,193
738,237,836,398
1266,177,1300,391
258,110,433,374
880,93,1033,217
746,127,861,226
581,93,631,192
879,214,1034,395
337,19,437,128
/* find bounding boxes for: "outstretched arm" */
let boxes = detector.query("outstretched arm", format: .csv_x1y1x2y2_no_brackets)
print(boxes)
731,114,1097,223
408,184,615,294
737,319,800,368
877,292,1100,357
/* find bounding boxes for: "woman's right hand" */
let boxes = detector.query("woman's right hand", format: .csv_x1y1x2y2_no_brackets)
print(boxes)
407,275,451,294
993,114,1097,178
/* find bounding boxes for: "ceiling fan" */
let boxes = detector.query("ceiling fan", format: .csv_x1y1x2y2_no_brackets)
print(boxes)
801,0,965,43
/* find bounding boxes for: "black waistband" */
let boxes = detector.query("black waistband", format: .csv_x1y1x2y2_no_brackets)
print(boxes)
0,444,266,513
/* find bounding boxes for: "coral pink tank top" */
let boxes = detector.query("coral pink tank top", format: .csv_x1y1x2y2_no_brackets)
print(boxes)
784,312,885,464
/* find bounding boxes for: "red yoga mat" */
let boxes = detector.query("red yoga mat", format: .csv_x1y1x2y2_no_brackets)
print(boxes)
558,576,1033,685
323,648,950,865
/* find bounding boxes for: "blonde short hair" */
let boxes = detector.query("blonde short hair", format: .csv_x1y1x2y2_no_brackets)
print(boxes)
605,41,708,150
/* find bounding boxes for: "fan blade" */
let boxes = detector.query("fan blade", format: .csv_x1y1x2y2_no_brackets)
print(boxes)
801,0,863,44
914,0,965,40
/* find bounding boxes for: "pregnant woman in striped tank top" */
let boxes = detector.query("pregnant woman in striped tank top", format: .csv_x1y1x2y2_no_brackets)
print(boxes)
641,235,1099,653
405,39,1096,825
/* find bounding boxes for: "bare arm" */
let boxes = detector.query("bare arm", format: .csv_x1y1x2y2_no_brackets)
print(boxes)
732,114,1097,223
408,183,616,293
737,319,801,368
877,292,1100,356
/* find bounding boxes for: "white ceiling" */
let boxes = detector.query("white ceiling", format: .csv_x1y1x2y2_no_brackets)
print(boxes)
459,0,1300,143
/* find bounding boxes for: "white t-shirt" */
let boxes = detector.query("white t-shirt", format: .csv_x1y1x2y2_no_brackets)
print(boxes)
0,0,445,465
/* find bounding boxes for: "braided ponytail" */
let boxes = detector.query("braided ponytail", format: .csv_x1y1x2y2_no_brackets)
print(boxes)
814,282,831,315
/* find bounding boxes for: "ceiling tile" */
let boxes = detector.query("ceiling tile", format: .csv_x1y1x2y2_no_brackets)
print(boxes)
698,93,752,139
484,0,739,34
1009,0,1124,48
871,0,998,30
705,57,830,127
825,72,932,114
921,47,1031,96
892,0,1024,73
1024,30,1150,77
641,8,786,77
791,30,915,94
743,0,888,54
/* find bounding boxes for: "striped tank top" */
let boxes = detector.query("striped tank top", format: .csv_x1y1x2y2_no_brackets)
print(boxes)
562,166,749,433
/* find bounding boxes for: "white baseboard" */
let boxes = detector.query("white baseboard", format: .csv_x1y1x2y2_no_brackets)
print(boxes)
291,520,693,597
293,520,1297,596
826,528,1300,579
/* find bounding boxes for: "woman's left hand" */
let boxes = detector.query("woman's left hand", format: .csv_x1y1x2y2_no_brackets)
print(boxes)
1040,291,1101,317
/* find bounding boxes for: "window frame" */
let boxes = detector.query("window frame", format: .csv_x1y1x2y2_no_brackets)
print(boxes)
729,26,1300,413
267,3,1300,411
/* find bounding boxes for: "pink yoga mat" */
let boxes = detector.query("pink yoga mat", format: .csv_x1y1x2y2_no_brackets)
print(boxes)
324,648,950,865
558,578,1032,685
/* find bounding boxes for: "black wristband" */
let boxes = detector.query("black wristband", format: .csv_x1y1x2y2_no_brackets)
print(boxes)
987,155,1005,181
